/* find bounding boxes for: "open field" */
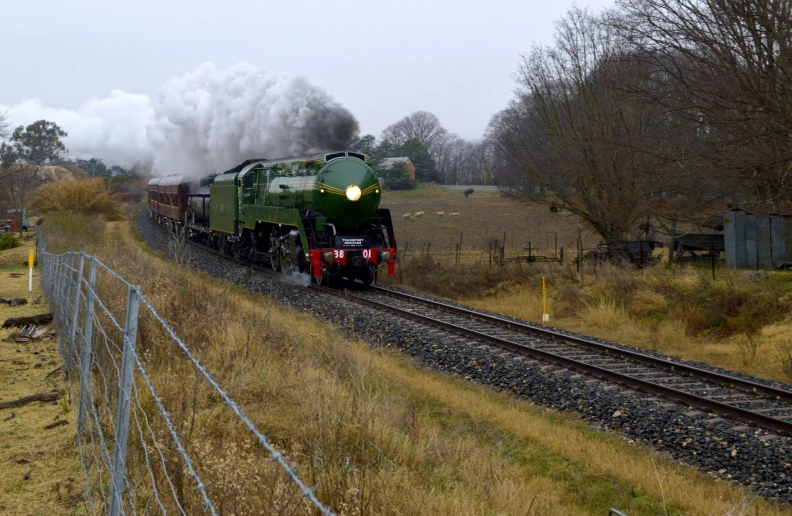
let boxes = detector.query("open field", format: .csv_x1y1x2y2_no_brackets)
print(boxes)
27,212,792,514
380,184,601,253
0,245,82,515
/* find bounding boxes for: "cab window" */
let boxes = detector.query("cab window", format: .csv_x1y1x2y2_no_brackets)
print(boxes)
243,173,255,189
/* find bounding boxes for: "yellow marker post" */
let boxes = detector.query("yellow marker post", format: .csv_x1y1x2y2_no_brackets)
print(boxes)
28,249,34,293
541,276,549,322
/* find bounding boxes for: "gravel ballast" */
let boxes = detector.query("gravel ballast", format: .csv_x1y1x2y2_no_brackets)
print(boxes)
136,212,792,503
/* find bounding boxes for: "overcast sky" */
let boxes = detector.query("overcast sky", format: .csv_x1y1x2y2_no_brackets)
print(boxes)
2,0,615,142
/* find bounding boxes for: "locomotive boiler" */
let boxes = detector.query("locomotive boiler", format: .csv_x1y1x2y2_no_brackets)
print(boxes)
148,151,396,286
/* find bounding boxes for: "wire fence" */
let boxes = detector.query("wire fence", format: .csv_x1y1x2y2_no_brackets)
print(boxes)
38,231,334,515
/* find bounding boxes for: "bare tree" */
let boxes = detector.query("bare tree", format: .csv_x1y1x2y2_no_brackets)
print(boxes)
381,111,449,154
0,111,10,141
619,0,792,206
435,136,493,185
488,8,681,242
0,165,41,235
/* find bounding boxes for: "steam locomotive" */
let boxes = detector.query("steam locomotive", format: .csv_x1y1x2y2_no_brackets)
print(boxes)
147,151,396,286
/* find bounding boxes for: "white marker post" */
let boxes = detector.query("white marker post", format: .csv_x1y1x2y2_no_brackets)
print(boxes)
28,249,34,293
541,276,549,322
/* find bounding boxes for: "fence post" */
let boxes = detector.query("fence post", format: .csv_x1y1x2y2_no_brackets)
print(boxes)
59,253,75,354
78,257,98,439
67,254,85,370
56,255,69,354
109,285,141,516
53,255,62,305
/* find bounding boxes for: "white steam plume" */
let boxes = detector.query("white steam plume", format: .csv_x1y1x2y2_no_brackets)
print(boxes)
1,62,359,176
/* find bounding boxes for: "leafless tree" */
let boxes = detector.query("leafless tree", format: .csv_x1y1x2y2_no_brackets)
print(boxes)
0,112,10,141
488,8,685,242
381,111,449,154
619,0,792,207
0,165,42,235
435,137,493,185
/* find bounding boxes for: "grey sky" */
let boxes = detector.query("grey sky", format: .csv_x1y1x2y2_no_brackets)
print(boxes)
2,0,614,141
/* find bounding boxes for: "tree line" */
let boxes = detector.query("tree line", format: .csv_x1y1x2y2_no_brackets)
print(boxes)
485,0,792,242
351,111,494,189
363,1,791,242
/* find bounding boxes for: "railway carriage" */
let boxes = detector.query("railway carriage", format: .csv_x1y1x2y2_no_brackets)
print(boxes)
148,151,396,286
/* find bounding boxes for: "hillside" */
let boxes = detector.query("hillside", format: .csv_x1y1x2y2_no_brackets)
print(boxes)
3,164,88,182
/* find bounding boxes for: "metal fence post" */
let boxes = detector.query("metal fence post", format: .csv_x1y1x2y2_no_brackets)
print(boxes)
109,285,141,516
53,255,61,303
58,253,72,354
77,257,97,439
67,254,85,370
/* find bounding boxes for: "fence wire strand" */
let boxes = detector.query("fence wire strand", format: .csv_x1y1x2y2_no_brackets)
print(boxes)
37,233,335,516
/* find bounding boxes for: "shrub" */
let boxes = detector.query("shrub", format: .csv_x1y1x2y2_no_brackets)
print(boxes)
383,163,417,190
31,178,122,220
0,233,21,251
464,188,474,197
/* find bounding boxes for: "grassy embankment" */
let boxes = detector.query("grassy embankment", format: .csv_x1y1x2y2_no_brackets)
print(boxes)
0,241,83,515
28,211,791,514
380,185,792,386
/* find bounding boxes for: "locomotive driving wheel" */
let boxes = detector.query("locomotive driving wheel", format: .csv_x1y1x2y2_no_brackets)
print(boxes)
269,228,288,272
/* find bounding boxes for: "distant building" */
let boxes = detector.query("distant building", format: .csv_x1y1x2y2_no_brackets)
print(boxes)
1,209,27,232
377,157,416,180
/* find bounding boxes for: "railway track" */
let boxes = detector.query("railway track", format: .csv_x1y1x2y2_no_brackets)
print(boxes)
336,285,792,437
184,235,792,436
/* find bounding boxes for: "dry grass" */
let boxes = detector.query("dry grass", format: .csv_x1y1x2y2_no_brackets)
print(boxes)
0,246,82,515
30,213,792,514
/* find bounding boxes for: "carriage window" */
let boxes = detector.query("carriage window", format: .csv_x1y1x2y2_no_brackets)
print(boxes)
243,173,254,188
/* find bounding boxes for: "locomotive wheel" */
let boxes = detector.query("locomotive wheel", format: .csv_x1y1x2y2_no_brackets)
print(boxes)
269,230,286,272
270,237,282,271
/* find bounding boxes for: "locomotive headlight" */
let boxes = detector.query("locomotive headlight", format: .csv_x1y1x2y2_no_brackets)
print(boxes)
323,252,335,264
379,251,393,263
345,184,361,201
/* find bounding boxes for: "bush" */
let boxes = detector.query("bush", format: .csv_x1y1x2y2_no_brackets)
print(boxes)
31,178,122,220
464,188,474,197
0,233,21,251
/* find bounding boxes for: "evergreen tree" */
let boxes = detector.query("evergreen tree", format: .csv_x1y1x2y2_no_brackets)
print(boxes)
383,162,416,190
398,138,437,182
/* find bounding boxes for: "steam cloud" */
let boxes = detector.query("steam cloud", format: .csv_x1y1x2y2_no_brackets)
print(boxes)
1,62,359,177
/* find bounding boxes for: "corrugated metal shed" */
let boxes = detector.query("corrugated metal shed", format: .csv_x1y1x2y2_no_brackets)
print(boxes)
724,208,792,269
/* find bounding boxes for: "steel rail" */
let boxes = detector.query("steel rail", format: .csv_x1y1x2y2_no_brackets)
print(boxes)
370,286,792,403
339,286,792,436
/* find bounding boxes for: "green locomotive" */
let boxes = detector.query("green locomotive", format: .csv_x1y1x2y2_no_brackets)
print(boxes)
148,151,396,285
